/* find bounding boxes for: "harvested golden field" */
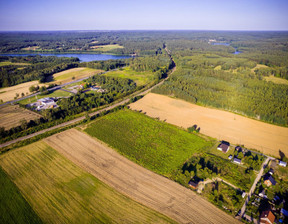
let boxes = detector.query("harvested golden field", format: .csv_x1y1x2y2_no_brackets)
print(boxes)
129,93,288,157
0,80,46,102
0,105,41,130
44,129,240,224
0,141,175,224
50,67,103,84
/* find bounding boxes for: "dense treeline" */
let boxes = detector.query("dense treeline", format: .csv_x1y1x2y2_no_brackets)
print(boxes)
0,56,79,87
80,59,127,71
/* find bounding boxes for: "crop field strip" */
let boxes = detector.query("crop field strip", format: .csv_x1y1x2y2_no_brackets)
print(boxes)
0,80,46,102
130,93,288,157
0,141,175,224
44,129,241,224
0,105,42,130
0,166,42,224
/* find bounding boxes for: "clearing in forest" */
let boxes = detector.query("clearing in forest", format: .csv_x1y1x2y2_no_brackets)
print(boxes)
104,66,155,86
90,44,124,51
129,93,288,157
0,141,175,224
49,67,103,84
44,129,240,224
0,105,42,130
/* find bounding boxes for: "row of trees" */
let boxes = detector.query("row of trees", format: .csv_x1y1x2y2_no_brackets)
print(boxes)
0,56,79,87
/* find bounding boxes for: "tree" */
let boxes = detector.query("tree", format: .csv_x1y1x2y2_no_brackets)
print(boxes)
20,119,28,130
21,92,25,97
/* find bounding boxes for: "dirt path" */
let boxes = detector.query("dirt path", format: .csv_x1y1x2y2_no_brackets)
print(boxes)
44,129,241,224
129,93,288,157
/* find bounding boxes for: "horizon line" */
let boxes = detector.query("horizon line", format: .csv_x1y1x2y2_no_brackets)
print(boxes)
1,29,288,33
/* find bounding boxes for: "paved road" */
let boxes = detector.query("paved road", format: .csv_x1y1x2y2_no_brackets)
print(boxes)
0,49,176,149
237,157,270,219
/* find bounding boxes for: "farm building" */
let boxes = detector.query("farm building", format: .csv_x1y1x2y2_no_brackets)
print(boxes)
263,174,276,187
260,210,275,224
217,141,230,153
233,158,241,164
38,98,55,106
188,177,201,190
279,161,287,167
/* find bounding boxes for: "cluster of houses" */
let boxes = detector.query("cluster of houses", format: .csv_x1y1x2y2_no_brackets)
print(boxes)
217,141,245,165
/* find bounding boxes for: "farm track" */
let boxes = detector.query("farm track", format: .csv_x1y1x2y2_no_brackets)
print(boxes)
44,129,241,224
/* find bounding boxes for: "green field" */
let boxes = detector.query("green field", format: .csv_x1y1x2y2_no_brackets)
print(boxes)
84,109,214,176
0,141,175,224
104,66,155,86
0,61,30,67
52,67,101,83
18,90,72,105
90,44,124,52
0,166,42,224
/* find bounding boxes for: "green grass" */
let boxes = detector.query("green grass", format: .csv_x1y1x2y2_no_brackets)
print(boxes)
0,166,42,224
90,44,124,52
104,66,155,86
18,90,72,105
0,141,175,224
85,109,213,177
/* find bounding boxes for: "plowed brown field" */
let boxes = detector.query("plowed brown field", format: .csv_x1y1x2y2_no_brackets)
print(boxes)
129,93,288,157
44,129,241,224
0,105,42,130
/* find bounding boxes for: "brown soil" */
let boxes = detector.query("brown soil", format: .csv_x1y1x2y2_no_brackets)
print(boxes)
44,129,241,224
129,93,288,157
0,105,42,130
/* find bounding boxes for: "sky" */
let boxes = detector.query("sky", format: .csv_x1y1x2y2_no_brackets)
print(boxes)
0,0,287,31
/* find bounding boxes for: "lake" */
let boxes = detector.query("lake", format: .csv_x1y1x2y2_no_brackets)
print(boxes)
0,53,131,62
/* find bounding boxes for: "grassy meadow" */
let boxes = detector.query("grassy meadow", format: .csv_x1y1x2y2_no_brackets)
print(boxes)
104,66,155,86
90,44,124,52
84,109,214,176
0,141,175,224
0,166,42,224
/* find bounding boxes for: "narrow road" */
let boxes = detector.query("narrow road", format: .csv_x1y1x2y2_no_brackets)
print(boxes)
0,48,176,149
237,157,270,219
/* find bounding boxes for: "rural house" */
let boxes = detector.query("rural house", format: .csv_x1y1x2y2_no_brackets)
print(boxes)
263,174,276,187
260,210,275,224
233,158,242,164
217,141,230,153
188,177,201,190
279,161,287,167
